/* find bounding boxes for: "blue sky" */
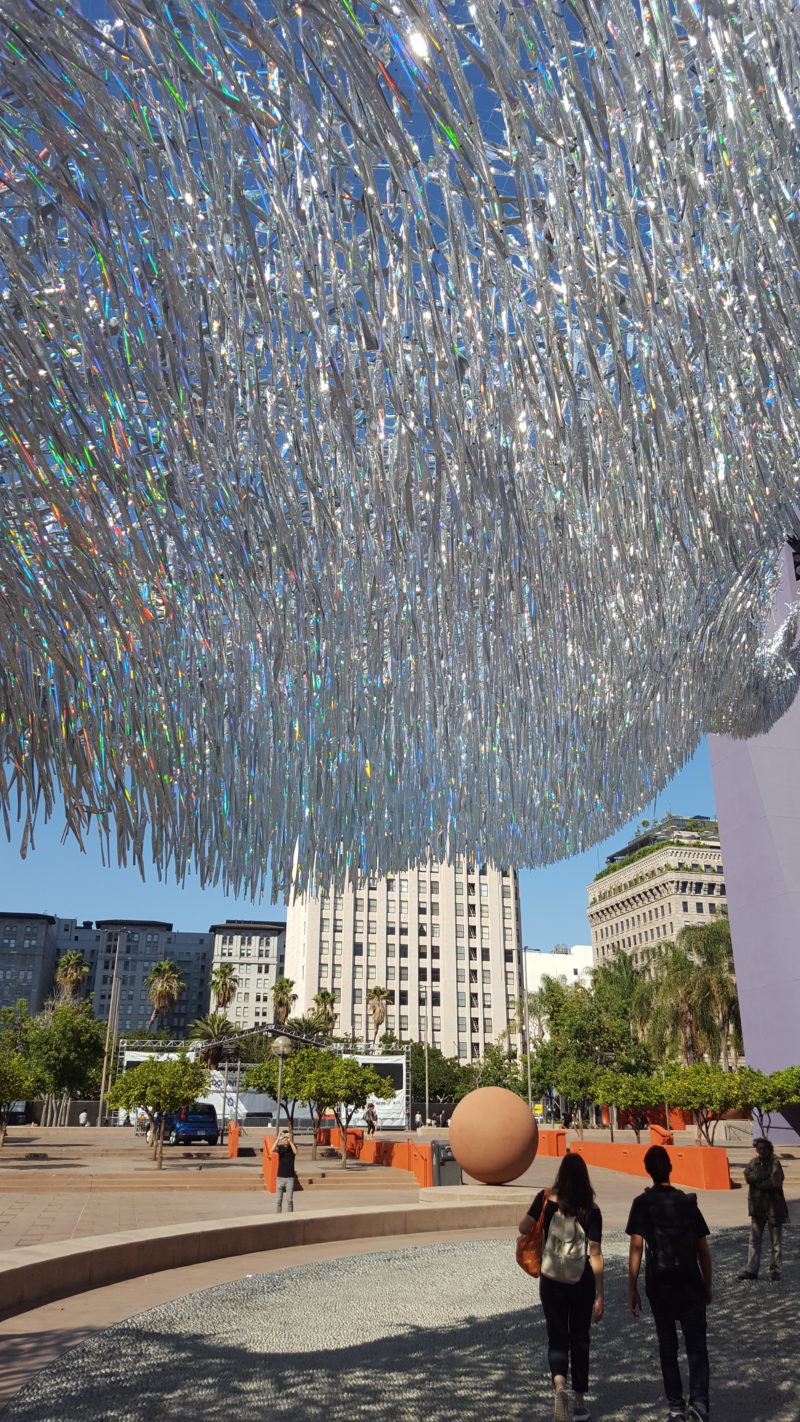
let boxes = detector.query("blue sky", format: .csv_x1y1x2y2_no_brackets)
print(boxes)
0,740,716,951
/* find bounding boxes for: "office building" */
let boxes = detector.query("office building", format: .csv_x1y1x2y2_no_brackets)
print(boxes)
74,919,212,1036
524,943,594,993
285,861,524,1058
0,913,73,1013
207,920,286,1029
586,815,727,970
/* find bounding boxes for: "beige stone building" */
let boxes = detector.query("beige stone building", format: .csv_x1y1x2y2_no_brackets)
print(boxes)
284,862,524,1058
208,919,286,1029
587,816,728,971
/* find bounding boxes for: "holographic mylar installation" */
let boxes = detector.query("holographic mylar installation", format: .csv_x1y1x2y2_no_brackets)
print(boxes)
0,0,798,896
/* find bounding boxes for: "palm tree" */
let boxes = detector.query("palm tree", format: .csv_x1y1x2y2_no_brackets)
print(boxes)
144,959,186,1030
366,986,392,1043
210,962,239,1012
271,976,297,1026
190,1013,236,1067
54,951,89,1001
312,989,336,1035
285,1013,326,1038
642,942,716,1066
677,919,742,1070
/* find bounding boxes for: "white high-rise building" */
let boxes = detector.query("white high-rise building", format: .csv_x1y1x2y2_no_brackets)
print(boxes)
285,862,524,1059
524,944,594,994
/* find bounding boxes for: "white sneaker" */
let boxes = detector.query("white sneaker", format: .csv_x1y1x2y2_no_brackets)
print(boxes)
554,1388,570,1422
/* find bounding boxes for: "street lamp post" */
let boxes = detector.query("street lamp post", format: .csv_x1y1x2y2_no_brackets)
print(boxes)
271,1034,294,1133
521,944,533,1113
97,930,123,1126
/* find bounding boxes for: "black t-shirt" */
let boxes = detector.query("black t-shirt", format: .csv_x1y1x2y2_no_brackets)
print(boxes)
275,1141,296,1178
625,1184,709,1304
529,1190,603,1247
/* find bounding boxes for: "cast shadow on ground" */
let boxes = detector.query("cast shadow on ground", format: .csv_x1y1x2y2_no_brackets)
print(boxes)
1,1232,795,1422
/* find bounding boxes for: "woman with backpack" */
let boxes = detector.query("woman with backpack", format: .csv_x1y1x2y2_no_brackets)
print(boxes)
518,1154,604,1422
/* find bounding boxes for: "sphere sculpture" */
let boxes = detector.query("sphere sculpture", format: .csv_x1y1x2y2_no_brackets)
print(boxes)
449,1087,539,1184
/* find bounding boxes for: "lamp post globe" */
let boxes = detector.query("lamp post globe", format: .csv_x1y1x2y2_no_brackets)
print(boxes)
271,1034,294,1133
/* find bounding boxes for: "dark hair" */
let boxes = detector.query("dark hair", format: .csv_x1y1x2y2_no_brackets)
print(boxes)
552,1153,595,1220
754,1137,774,1156
644,1144,672,1183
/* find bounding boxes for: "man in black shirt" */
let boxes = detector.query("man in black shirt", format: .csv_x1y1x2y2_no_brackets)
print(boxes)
626,1145,713,1422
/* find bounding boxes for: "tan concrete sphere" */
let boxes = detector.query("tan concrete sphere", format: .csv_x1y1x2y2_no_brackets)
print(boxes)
449,1086,539,1183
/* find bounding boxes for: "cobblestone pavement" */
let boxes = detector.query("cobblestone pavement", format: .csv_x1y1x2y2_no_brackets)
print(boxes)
3,1233,796,1422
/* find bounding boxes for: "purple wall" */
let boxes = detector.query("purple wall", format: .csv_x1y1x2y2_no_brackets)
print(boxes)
709,547,800,1145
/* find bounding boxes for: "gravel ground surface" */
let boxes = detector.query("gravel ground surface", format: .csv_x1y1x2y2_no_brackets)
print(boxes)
2,1231,795,1422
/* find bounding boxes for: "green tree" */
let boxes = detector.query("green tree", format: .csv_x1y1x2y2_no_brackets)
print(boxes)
291,1053,394,1168
106,1055,209,1167
143,960,186,1031
366,986,392,1043
285,1014,327,1039
271,976,297,1026
677,919,742,1069
54,950,90,1002
244,1046,320,1128
662,1063,741,1145
0,1049,34,1145
312,990,336,1035
26,1001,106,1120
552,1056,599,1139
734,1066,800,1138
408,1042,471,1103
639,943,713,1066
592,1069,661,1143
210,963,238,1012
189,1013,237,1067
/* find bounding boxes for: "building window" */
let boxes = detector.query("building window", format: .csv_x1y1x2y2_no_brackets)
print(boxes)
696,902,704,913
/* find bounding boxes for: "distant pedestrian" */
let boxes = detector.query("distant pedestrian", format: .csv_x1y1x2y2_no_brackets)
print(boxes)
365,1103,377,1137
739,1137,789,1281
626,1144,712,1422
518,1153,604,1422
274,1127,298,1213
414,1110,423,1131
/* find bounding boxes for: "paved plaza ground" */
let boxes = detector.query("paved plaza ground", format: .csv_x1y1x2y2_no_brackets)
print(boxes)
0,1128,798,1420
3,1235,798,1422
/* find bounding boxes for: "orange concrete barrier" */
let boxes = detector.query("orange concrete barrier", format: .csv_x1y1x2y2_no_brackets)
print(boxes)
262,1135,278,1193
649,1123,674,1147
569,1139,731,1190
227,1122,241,1158
325,1131,433,1186
537,1130,567,1158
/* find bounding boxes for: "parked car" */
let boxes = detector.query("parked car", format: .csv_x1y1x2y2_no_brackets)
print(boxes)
164,1102,219,1146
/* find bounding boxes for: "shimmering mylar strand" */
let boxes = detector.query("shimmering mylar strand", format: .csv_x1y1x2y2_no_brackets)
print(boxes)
0,0,798,897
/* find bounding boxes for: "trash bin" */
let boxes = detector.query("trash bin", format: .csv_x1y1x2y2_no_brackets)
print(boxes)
431,1139,462,1186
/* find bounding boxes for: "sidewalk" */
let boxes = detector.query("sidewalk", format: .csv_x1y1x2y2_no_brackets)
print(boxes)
1,1126,798,1250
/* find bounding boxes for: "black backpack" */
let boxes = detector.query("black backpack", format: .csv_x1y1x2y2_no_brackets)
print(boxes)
645,1189,701,1286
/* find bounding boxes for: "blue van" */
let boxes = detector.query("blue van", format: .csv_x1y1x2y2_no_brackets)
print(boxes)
164,1102,219,1146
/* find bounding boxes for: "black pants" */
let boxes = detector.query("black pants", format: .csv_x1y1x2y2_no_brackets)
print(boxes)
649,1294,709,1417
539,1265,595,1393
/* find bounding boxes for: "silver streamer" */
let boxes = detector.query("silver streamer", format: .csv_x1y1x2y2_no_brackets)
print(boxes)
0,0,799,896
